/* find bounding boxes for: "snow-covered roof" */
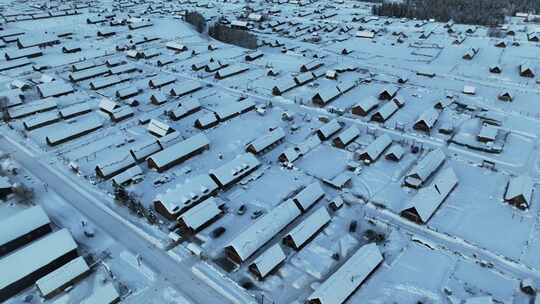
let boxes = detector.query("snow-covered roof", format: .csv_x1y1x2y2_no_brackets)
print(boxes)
0,229,78,292
505,175,533,207
148,74,176,88
147,119,174,137
306,243,383,304
8,98,57,119
95,152,136,179
169,80,202,97
293,181,325,211
249,243,286,279
112,165,142,186
46,119,103,146
316,119,342,140
210,153,261,188
333,126,359,148
357,134,392,163
371,101,399,122
225,199,301,263
352,97,379,116
414,108,441,131
246,127,286,154
178,197,221,232
154,174,219,219
279,135,321,163
401,167,458,224
169,98,201,121
0,206,50,255
214,100,255,121
148,133,210,172
385,144,405,161
404,148,446,188
59,103,91,119
36,256,89,298
284,206,330,250
37,81,74,98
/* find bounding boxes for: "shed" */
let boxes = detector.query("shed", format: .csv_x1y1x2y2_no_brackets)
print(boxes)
520,63,535,78
505,175,534,209
306,243,383,304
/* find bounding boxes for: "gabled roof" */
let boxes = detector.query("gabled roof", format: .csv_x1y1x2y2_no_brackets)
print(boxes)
225,199,301,263
249,243,286,280
352,97,379,116
357,134,392,163
293,182,325,211
401,167,458,224
371,101,399,122
404,148,446,188
210,153,261,188
316,119,342,140
306,243,383,304
414,108,441,131
178,197,222,233
154,175,218,220
385,144,405,161
505,175,533,208
246,127,286,154
284,207,330,250
333,126,360,148
148,133,210,172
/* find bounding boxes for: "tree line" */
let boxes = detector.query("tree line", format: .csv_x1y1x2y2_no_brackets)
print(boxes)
184,11,257,49
372,0,540,26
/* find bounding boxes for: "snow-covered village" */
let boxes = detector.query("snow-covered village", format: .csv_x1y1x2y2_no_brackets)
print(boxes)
1,0,540,303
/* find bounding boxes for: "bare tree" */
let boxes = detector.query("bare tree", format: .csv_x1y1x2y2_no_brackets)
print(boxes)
0,96,9,122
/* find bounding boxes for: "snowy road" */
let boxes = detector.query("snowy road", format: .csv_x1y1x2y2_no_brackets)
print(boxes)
0,134,250,304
